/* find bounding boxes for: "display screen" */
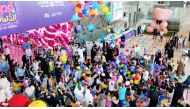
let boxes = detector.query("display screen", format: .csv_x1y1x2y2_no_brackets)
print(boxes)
0,1,75,36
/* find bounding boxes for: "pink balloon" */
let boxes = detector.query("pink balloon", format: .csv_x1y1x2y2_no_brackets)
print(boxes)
150,20,157,28
146,26,154,33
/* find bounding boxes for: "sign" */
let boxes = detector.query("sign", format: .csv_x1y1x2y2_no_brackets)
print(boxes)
0,1,75,36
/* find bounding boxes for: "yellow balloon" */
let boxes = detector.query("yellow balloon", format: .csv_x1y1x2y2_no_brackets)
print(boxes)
95,9,98,15
28,100,48,107
75,7,81,13
106,11,111,16
90,10,95,15
77,66,80,70
114,33,118,37
103,6,109,13
107,28,110,33
60,54,67,64
116,42,119,45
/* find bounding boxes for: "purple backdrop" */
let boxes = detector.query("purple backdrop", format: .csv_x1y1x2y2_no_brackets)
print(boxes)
0,1,75,36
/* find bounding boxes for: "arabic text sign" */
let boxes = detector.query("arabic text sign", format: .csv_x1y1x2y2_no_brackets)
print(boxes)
0,1,75,36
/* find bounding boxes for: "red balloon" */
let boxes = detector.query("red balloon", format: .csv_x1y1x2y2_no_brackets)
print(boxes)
84,1,88,3
78,12,83,18
126,49,129,52
76,3,81,8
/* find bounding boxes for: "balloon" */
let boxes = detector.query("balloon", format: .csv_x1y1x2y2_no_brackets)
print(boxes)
78,12,83,18
146,26,154,33
140,60,144,64
76,25,82,32
125,81,130,86
130,79,133,83
98,1,104,4
107,28,110,33
93,3,101,9
114,33,118,37
75,7,81,13
77,66,80,70
111,35,115,40
88,1,93,5
89,10,95,16
71,14,80,21
84,4,90,10
87,24,94,31
102,6,109,13
106,14,112,20
60,54,67,63
82,9,87,15
76,3,82,8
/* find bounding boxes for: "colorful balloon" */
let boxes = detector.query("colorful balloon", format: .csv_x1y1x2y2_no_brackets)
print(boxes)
76,25,82,32
78,12,83,18
106,14,112,20
82,9,87,15
76,3,82,8
89,10,95,16
87,24,94,31
75,7,81,13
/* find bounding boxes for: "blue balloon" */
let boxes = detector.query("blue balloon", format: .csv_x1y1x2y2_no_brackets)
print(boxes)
87,24,94,31
106,14,112,20
140,60,144,64
82,9,87,15
71,14,80,21
111,35,115,40
93,3,100,9
84,4,90,10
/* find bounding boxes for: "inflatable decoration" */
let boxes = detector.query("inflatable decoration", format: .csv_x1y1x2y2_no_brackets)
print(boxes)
146,8,172,33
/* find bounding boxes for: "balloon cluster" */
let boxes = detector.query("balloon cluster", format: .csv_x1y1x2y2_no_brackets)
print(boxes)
146,8,172,33
71,1,112,21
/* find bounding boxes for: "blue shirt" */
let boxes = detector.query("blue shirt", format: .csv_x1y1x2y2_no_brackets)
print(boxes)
119,87,127,100
0,61,8,74
16,67,25,77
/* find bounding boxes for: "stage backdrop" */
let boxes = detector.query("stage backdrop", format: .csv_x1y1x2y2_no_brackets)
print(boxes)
0,1,75,36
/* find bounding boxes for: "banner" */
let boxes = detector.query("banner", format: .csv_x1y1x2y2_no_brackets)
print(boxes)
0,1,75,36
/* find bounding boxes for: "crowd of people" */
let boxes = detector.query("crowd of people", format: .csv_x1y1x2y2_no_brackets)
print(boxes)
0,31,189,107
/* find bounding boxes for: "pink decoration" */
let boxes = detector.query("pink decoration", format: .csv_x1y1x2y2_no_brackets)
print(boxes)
152,8,172,21
112,76,117,81
163,28,168,33
2,22,73,49
150,20,157,27
146,26,154,32
147,8,172,33
160,21,168,28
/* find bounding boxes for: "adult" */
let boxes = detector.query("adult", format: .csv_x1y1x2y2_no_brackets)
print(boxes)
153,28,158,40
176,58,184,77
137,25,141,36
148,87,160,107
25,46,32,64
4,46,10,62
91,43,97,63
0,38,3,52
121,34,126,48
171,83,184,107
